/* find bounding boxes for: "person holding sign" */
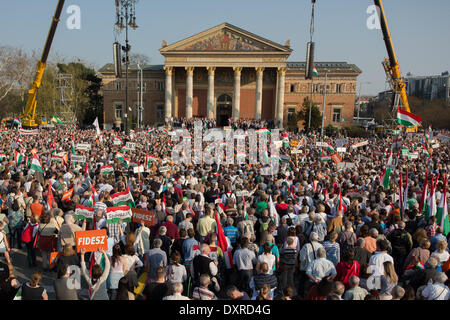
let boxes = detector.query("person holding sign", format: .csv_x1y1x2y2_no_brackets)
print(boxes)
80,247,111,300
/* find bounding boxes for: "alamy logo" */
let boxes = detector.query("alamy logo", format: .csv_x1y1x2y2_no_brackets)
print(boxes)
171,121,283,176
66,5,81,30
66,265,81,290
366,5,381,30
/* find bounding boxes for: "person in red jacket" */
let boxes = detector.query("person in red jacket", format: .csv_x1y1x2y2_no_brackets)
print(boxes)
158,215,179,240
335,249,360,290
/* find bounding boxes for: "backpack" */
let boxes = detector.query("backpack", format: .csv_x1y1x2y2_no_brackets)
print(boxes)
21,224,34,243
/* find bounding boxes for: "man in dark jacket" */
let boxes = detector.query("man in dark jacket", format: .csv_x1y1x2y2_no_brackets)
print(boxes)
353,238,372,270
279,237,298,291
387,221,413,276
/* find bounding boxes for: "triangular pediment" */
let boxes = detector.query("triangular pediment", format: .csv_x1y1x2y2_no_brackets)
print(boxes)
160,23,291,53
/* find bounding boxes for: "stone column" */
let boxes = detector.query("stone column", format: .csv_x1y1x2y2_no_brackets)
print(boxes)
232,67,242,120
276,67,287,128
254,67,264,120
207,67,216,119
185,66,194,119
164,66,173,121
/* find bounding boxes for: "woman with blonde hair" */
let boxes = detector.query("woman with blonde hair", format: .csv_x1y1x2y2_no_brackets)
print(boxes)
256,283,272,300
379,261,398,300
431,240,449,270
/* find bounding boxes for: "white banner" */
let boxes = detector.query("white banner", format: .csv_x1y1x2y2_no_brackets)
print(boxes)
315,142,328,147
133,165,145,174
337,147,347,153
71,155,86,163
76,143,91,151
126,142,136,150
351,141,369,149
19,128,39,135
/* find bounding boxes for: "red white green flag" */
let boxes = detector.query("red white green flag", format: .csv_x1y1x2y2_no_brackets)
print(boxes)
100,165,114,175
30,153,44,174
106,206,132,224
381,148,394,190
437,176,449,236
397,108,422,127
110,186,135,208
14,150,23,165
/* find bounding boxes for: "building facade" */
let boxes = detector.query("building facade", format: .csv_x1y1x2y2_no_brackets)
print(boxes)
100,23,361,129
406,72,450,102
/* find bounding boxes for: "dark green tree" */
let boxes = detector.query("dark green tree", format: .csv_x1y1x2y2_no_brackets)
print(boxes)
297,97,322,130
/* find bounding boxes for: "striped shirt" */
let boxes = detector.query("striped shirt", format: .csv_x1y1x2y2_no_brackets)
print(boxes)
192,286,217,300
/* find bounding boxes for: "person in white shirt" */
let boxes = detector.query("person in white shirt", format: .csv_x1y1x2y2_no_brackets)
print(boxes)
163,282,190,300
368,239,394,277
421,272,450,300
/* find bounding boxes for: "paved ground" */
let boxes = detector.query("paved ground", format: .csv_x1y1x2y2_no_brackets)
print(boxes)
3,248,90,300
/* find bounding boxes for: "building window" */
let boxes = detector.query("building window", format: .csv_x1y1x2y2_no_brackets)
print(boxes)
115,104,123,119
336,84,342,93
137,81,147,92
287,108,296,122
332,108,342,123
156,104,164,120
115,81,121,91
290,84,295,93
313,84,319,93
156,81,165,91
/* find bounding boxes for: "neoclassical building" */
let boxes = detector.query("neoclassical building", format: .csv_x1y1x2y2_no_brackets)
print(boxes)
100,23,361,129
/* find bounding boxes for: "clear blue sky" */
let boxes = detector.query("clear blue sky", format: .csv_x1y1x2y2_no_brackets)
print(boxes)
1,0,449,95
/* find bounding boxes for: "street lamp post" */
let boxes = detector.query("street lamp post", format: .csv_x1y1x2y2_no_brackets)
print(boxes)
320,71,328,137
114,0,138,135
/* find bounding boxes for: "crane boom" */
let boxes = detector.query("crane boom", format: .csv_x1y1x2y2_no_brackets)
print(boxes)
374,0,411,115
20,0,65,128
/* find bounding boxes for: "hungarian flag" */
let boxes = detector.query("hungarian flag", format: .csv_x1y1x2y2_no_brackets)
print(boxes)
88,186,95,207
214,209,228,253
425,175,438,220
30,153,44,174
397,108,422,127
113,136,123,145
145,128,155,135
312,66,319,76
268,195,280,227
110,186,135,208
84,163,89,176
100,165,114,175
282,131,290,148
62,188,73,202
381,149,394,190
325,142,335,153
14,150,23,165
422,144,432,160
47,183,55,210
106,206,133,223
425,126,433,143
437,176,449,236
145,155,157,168
74,204,95,222
13,118,21,126
116,152,130,167
0,154,6,161
419,170,429,214
320,152,331,162
256,128,271,135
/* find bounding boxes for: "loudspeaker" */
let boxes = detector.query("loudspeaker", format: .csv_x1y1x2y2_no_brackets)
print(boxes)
305,42,315,80
113,42,122,78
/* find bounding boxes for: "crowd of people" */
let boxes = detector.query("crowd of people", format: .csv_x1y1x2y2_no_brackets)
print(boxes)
0,118,449,301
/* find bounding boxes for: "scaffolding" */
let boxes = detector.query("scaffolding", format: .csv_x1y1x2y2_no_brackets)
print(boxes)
54,73,77,122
